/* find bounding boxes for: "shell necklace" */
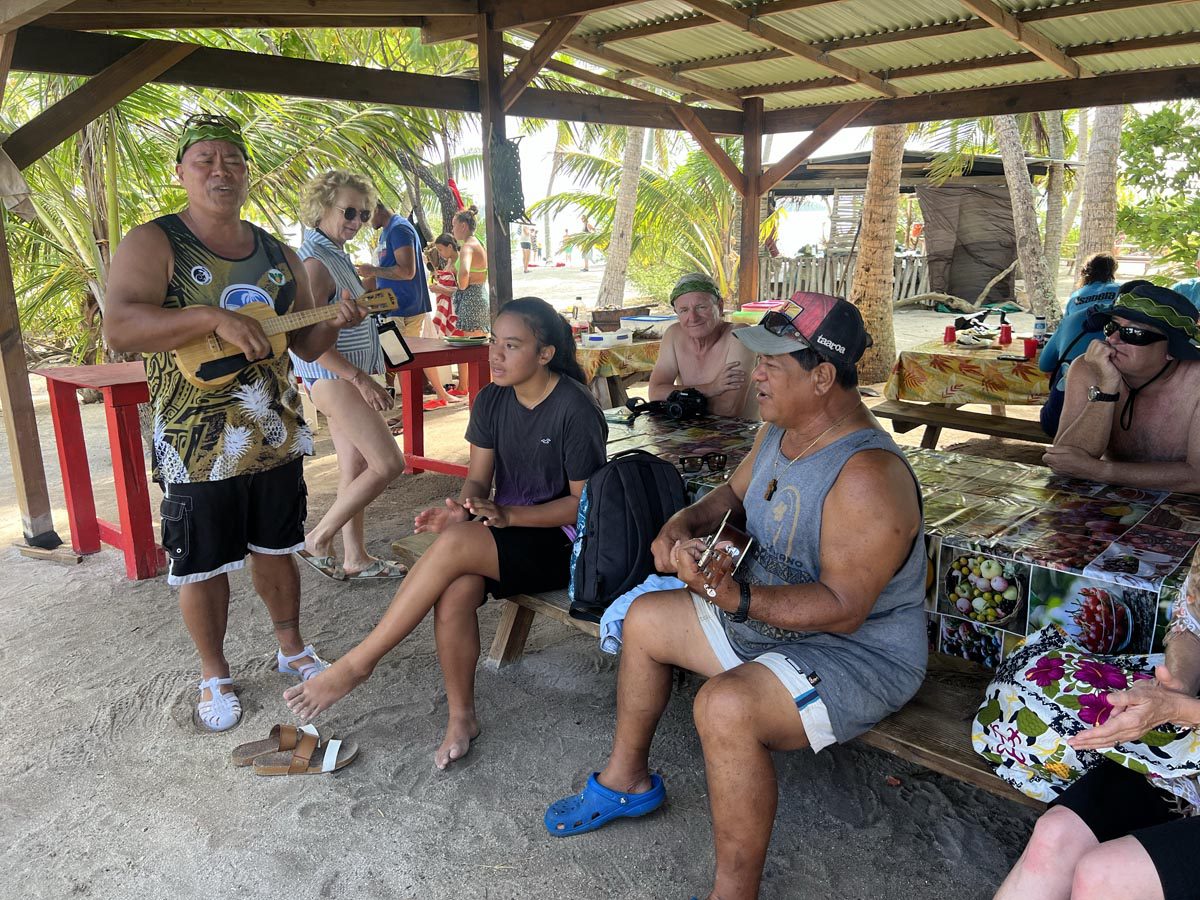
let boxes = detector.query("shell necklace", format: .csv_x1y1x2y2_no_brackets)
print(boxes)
763,408,856,502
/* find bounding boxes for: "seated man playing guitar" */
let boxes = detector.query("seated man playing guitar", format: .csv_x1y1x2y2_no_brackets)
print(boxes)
543,294,928,900
102,114,367,734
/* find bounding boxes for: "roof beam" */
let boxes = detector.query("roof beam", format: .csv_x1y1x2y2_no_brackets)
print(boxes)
423,1,646,42
587,0,843,45
820,0,1193,53
763,63,1200,133
503,39,674,103
500,15,582,111
673,48,789,73
0,0,70,32
671,104,746,196
957,0,1083,78
682,0,911,98
43,13,427,28
59,0,474,14
759,100,874,194
559,32,744,108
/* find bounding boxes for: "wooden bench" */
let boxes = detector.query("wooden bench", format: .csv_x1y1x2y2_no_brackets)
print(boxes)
391,532,1038,808
872,398,1052,449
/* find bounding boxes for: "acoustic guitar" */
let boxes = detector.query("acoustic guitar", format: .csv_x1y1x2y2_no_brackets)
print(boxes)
697,510,755,600
172,287,397,389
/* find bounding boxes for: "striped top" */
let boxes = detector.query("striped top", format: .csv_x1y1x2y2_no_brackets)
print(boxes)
289,227,383,382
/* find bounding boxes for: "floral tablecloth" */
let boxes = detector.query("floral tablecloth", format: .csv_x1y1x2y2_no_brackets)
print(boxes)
885,340,1049,405
579,339,661,383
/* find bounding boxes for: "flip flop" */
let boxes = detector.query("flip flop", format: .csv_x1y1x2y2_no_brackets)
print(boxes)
252,730,359,776
423,398,448,411
544,773,666,836
344,559,408,580
231,723,329,767
294,550,346,581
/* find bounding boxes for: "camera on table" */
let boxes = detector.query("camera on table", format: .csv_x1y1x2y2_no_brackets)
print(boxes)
626,387,708,419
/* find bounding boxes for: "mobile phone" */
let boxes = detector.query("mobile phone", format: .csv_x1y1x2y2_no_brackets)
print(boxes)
997,354,1030,361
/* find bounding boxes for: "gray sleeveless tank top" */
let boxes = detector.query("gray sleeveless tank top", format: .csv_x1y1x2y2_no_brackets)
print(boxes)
723,424,928,743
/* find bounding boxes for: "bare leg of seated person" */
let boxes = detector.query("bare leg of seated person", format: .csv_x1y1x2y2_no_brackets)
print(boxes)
693,661,812,900
433,573,487,769
284,521,500,721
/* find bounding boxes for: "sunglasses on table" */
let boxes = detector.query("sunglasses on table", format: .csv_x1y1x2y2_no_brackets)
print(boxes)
679,452,728,473
1102,320,1167,346
335,206,372,223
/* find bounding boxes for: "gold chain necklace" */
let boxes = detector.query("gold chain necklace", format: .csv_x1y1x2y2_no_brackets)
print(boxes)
763,408,856,502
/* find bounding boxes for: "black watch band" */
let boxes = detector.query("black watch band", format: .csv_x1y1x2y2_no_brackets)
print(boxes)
730,582,752,623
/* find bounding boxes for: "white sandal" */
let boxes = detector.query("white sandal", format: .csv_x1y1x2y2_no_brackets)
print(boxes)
195,676,242,733
276,644,329,681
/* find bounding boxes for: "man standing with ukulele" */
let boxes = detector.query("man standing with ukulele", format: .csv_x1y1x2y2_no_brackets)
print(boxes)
103,114,367,733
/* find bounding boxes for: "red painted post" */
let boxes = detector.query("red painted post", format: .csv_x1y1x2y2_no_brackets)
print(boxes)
399,367,423,474
103,387,162,579
44,379,100,554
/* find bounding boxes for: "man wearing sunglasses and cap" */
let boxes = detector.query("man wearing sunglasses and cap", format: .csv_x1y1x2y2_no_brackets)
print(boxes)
1045,280,1200,493
103,114,369,734
545,293,927,900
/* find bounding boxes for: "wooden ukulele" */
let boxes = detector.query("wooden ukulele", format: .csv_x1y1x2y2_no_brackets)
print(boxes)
172,288,397,389
697,511,755,599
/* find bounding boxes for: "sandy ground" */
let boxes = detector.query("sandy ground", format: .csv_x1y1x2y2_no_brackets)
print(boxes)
0,287,1045,899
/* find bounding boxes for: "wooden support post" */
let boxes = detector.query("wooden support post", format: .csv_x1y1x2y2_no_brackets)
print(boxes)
671,104,746,197
477,13,512,319
759,101,875,194
738,97,763,305
500,15,581,112
0,31,60,549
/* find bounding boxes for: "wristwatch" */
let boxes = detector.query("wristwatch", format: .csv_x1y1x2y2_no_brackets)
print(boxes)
1087,385,1119,403
730,582,752,623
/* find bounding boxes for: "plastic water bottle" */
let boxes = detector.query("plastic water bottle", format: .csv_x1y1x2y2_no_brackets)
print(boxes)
1033,315,1047,345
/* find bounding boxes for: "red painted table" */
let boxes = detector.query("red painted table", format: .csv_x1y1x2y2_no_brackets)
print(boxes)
34,362,165,580
387,337,491,477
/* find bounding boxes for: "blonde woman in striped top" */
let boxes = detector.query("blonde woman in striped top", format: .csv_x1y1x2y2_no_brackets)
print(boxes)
289,170,406,580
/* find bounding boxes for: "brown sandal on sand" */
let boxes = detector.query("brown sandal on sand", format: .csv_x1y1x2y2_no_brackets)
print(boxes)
230,723,330,767
252,729,359,776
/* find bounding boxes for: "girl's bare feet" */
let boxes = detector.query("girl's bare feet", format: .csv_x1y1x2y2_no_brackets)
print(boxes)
434,714,481,770
283,657,369,721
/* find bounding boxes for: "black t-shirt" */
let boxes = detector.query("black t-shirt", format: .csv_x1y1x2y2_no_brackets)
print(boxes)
464,375,608,510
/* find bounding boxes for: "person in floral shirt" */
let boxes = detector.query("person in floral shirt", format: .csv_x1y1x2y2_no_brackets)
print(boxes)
994,569,1200,900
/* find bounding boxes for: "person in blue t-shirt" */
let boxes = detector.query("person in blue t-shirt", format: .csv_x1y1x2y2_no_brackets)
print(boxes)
357,200,458,416
1170,247,1200,312
1039,253,1119,436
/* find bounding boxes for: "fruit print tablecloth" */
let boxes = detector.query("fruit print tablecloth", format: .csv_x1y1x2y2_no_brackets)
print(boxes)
884,340,1050,405
909,448,1198,671
579,339,662,383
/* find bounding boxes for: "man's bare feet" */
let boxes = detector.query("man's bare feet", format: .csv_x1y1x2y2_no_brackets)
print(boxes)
434,714,481,770
283,658,369,721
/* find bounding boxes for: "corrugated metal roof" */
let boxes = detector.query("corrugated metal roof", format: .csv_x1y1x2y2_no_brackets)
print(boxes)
561,0,1200,112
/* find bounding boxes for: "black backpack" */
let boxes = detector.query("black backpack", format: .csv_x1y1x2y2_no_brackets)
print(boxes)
568,450,688,623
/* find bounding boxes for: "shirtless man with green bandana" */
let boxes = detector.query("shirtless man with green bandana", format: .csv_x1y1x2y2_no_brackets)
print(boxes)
1046,280,1200,493
648,272,759,419
103,114,368,733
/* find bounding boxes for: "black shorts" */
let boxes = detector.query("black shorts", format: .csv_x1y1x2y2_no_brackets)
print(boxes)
1051,758,1199,900
161,457,307,586
519,241,531,250
484,526,573,599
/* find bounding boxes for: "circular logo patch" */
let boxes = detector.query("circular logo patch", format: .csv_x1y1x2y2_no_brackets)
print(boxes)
190,265,212,285
219,283,273,311
267,268,286,286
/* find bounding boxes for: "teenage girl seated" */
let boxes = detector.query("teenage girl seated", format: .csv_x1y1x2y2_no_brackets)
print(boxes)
285,297,609,768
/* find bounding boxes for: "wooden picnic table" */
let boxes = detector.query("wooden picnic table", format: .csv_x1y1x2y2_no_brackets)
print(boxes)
34,362,165,580
577,339,661,407
879,339,1051,447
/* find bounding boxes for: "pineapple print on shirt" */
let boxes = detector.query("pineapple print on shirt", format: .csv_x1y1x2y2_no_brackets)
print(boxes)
144,213,309,484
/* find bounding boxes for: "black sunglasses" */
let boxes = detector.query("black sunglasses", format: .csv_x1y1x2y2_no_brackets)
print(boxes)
680,452,728,474
1103,320,1167,346
335,205,371,223
761,310,804,340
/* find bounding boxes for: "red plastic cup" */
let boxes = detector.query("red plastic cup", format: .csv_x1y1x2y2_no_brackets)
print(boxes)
943,325,956,343
999,323,1013,345
1022,337,1039,359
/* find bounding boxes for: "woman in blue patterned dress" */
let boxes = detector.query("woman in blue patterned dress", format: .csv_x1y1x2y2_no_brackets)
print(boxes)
289,170,406,580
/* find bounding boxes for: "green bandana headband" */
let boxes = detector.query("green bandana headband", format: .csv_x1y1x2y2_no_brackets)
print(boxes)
176,115,250,163
1114,292,1200,341
670,275,721,304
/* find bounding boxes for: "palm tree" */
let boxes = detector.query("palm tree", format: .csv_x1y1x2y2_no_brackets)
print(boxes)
849,123,905,382
597,127,645,308
1042,111,1066,286
995,114,1059,325
1077,105,1124,262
